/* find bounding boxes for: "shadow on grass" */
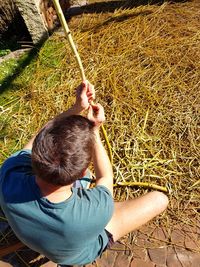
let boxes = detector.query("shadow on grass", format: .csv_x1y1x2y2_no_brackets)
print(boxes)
92,10,153,32
67,0,189,17
0,35,47,95
0,0,189,95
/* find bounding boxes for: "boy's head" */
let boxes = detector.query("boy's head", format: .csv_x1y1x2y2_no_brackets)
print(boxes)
31,115,95,186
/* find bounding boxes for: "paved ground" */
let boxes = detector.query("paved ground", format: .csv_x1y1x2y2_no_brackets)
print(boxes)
1,223,200,267
93,223,200,267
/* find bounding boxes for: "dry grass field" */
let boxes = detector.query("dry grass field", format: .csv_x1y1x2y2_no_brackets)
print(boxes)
0,0,200,262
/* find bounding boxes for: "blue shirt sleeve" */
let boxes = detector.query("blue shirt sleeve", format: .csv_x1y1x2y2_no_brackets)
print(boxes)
0,149,32,183
72,185,114,240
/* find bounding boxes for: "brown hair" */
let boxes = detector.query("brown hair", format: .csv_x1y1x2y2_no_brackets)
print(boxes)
31,114,94,186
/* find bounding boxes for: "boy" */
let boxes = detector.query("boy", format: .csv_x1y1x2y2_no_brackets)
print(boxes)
0,81,168,266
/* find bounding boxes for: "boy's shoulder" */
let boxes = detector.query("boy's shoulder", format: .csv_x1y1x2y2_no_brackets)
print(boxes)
74,185,114,211
1,149,32,171
0,149,33,188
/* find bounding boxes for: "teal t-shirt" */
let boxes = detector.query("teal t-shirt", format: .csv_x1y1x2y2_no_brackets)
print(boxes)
0,150,114,265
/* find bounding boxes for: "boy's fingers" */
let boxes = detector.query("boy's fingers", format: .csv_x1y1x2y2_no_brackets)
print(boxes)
82,80,87,86
95,103,103,111
86,92,93,98
87,82,95,94
91,104,99,112
87,103,105,127
88,105,93,118
88,84,94,93
81,80,88,92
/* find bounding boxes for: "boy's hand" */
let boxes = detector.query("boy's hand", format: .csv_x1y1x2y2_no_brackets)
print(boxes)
88,103,105,129
74,80,95,112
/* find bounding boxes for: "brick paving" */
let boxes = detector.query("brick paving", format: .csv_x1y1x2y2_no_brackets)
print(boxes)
1,224,200,267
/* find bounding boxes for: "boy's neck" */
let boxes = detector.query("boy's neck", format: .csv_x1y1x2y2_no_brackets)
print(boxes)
35,176,73,203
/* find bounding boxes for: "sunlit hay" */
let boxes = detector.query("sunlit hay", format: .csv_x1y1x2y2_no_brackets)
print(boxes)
0,0,200,255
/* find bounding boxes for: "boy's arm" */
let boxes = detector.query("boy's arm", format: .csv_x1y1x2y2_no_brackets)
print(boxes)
88,104,113,196
57,80,95,119
23,80,95,150
93,130,113,196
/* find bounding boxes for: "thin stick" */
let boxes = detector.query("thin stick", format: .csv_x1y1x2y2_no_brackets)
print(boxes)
101,124,113,164
52,0,113,164
114,182,169,193
90,179,168,193
52,0,86,80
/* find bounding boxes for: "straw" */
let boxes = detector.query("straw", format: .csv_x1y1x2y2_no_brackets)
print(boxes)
0,0,200,260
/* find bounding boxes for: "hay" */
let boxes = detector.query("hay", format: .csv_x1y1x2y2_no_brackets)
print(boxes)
0,0,200,259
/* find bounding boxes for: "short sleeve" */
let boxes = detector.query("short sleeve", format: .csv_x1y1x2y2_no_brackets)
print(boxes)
70,185,114,243
0,149,32,182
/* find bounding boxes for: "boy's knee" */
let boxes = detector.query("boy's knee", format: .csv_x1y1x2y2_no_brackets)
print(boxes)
151,191,169,213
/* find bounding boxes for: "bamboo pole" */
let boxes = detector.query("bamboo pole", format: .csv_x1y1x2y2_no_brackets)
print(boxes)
52,0,113,164
114,182,169,193
52,0,86,80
